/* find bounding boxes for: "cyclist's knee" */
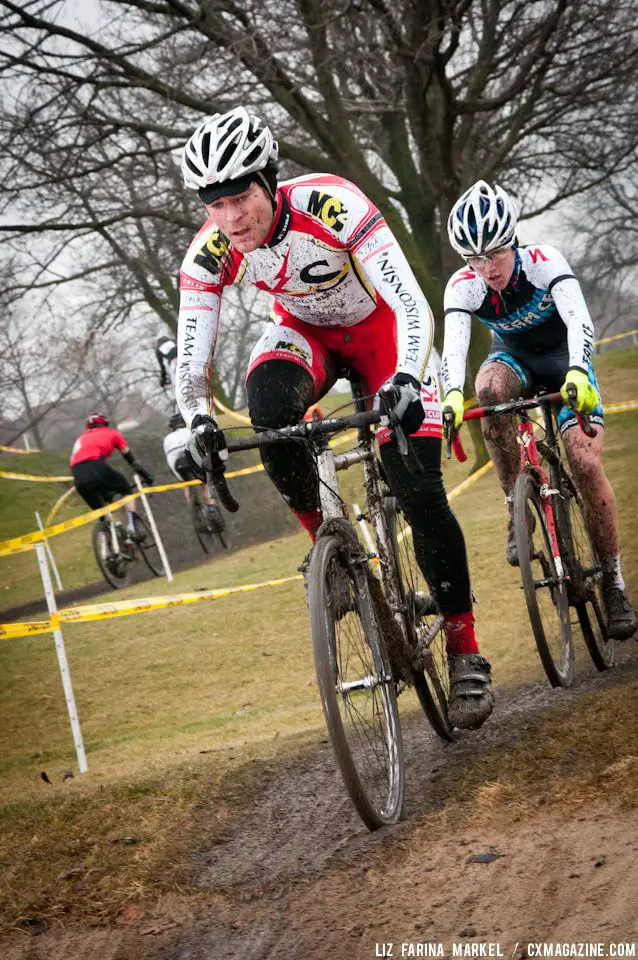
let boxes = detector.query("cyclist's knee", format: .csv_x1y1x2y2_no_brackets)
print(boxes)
247,360,315,429
475,363,519,406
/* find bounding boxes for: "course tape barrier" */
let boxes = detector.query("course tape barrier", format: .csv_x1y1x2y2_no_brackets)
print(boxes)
45,486,78,526
213,396,252,424
595,328,638,346
0,445,40,454
0,575,304,640
0,470,72,481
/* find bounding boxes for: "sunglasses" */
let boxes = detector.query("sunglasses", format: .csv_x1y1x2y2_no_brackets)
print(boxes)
463,245,513,268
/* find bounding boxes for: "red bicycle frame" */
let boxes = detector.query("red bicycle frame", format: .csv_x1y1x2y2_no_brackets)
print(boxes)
447,392,593,584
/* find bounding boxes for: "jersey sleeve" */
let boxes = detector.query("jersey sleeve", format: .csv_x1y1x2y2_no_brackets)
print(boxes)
111,429,128,452
440,269,483,395
176,222,237,426
526,246,595,372
351,221,434,382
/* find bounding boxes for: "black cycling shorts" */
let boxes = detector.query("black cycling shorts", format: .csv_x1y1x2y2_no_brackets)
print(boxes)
173,453,197,481
71,458,132,510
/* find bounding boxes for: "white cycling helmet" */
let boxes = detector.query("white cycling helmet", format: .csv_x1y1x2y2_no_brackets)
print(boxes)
182,107,279,204
447,180,519,257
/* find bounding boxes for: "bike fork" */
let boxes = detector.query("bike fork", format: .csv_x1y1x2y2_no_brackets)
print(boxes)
539,485,565,581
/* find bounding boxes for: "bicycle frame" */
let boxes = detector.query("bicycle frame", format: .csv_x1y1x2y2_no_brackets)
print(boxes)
458,392,594,592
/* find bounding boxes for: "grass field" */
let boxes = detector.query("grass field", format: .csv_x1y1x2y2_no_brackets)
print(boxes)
0,347,636,931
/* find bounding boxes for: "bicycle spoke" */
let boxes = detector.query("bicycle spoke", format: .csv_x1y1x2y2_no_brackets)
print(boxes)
310,534,404,830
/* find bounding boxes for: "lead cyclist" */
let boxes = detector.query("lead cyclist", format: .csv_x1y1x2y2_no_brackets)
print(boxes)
440,180,636,642
175,106,495,730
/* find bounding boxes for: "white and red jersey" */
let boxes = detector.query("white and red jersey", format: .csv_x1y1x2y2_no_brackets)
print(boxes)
440,244,595,395
70,426,128,467
176,174,435,425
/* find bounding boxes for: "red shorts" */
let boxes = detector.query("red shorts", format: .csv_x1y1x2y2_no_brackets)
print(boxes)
247,302,442,442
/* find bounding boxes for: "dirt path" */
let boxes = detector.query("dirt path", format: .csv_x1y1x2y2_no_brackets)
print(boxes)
4,655,637,960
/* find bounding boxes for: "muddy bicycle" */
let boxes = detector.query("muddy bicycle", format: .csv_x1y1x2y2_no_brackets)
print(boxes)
92,497,162,590
445,389,613,687
204,380,454,830
190,485,228,555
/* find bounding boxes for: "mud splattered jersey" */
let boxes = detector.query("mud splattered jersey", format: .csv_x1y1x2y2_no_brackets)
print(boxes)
176,174,434,424
440,244,595,394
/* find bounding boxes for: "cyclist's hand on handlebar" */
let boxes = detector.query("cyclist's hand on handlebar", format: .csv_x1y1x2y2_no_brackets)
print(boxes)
442,389,464,431
380,373,425,435
560,368,599,414
185,414,228,481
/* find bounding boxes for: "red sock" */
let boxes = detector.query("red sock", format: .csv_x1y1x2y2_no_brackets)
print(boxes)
295,509,323,542
443,611,479,655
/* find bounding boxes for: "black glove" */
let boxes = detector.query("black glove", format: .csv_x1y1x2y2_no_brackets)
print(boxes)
185,414,228,482
138,467,154,487
383,373,425,436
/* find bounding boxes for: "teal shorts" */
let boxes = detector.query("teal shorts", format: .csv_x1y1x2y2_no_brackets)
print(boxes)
481,339,604,434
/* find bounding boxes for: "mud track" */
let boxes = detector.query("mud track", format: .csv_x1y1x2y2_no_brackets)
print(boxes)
5,651,638,960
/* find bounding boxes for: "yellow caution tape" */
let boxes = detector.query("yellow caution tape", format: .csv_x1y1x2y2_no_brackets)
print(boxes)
0,575,303,639
0,445,40,454
45,486,78,526
213,396,252,424
605,399,638,414
595,328,638,346
0,619,53,639
447,459,494,500
0,470,72,481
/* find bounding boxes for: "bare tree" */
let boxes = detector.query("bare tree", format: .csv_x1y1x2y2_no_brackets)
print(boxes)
0,310,88,447
1,0,636,394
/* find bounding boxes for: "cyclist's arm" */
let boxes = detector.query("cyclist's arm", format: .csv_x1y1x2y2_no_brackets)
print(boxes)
440,269,482,394
536,249,595,371
175,226,230,426
352,225,434,382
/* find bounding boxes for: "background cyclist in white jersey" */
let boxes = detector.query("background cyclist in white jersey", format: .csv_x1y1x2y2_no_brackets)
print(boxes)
174,107,495,730
440,181,636,641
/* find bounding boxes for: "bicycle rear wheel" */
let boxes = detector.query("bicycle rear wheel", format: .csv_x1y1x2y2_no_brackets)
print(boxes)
135,516,163,576
308,531,404,830
192,499,228,553
514,472,573,687
92,520,132,589
384,499,454,741
556,474,614,670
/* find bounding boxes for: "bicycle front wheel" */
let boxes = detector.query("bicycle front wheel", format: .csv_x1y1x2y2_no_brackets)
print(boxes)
92,521,131,589
514,472,573,687
135,516,163,577
557,476,614,671
308,532,404,830
384,499,454,742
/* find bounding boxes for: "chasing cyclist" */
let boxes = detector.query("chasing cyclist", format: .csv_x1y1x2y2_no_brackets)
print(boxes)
70,414,154,543
174,106,494,729
440,180,636,641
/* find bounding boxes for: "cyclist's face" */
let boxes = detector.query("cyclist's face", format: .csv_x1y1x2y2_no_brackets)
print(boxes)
205,182,275,252
465,245,516,291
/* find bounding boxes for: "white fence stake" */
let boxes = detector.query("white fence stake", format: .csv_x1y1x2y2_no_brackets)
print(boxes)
133,474,173,583
35,510,63,591
35,543,88,774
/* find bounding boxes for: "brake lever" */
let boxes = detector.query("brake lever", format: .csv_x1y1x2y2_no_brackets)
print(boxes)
442,407,467,462
566,383,597,439
206,468,239,513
